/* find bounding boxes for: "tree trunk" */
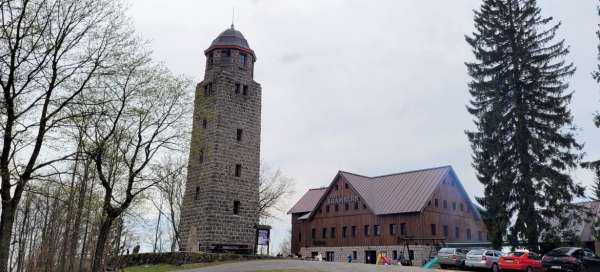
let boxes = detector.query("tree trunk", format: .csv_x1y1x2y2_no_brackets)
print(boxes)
0,202,17,272
91,216,115,272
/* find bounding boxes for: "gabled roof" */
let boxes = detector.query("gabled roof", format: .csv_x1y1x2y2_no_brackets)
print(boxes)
290,165,481,219
287,187,327,214
341,166,451,215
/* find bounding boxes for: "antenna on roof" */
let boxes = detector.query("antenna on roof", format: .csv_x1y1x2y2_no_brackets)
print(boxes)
231,7,235,29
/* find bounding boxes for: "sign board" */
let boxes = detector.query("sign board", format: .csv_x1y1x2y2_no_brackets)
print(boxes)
257,229,270,246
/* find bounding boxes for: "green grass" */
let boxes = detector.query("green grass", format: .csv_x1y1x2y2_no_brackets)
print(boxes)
123,262,224,272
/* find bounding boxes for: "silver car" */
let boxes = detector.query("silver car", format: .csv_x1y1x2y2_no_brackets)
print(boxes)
465,249,503,272
437,247,469,269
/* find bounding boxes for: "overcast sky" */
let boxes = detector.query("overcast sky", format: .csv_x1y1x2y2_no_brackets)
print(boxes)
127,0,600,253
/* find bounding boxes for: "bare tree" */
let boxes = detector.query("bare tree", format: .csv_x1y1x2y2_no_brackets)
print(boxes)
0,0,134,270
81,54,191,271
258,164,295,223
152,156,186,252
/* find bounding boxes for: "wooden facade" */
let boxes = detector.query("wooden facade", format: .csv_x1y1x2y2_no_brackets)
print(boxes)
290,167,487,256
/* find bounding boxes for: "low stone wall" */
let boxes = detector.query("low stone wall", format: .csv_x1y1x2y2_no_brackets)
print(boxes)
108,252,277,269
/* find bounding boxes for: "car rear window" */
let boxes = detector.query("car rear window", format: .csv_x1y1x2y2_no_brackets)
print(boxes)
468,249,485,255
546,248,572,256
439,248,454,253
508,252,525,257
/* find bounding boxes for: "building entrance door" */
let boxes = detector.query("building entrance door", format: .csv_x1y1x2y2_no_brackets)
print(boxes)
325,251,335,262
365,250,377,264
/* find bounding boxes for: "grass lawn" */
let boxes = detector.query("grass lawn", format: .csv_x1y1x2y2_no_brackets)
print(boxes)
123,262,226,272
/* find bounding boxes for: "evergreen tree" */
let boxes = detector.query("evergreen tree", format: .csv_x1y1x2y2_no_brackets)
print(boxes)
465,0,584,250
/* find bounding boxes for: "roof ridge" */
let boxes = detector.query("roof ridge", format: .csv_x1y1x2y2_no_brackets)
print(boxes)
372,165,451,179
339,171,372,179
308,187,328,191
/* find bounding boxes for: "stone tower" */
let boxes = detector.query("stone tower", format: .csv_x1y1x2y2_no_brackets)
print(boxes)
179,25,261,254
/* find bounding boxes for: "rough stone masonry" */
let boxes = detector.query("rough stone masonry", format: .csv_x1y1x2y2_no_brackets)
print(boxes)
179,25,261,254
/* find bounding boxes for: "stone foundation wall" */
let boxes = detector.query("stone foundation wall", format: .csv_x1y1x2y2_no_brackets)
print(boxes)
299,245,437,266
108,252,276,269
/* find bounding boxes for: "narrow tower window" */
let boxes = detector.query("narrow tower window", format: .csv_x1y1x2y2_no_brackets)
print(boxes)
239,53,247,67
195,187,200,200
199,149,204,163
235,83,240,94
208,53,214,65
242,85,248,95
202,119,207,129
233,200,240,215
236,129,243,141
235,164,242,177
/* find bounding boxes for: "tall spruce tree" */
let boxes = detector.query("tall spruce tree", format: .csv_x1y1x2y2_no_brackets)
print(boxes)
465,0,584,250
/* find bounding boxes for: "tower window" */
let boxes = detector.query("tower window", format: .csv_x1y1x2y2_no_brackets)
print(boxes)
202,119,207,129
235,164,242,177
203,83,213,96
239,53,247,67
222,49,231,57
237,129,243,141
208,53,214,65
195,187,200,200
242,85,248,95
235,83,240,94
199,149,204,163
233,200,240,215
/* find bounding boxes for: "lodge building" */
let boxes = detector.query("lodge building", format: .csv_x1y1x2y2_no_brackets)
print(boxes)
288,166,488,265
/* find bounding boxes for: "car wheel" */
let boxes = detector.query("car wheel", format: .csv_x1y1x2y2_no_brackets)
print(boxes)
491,263,499,272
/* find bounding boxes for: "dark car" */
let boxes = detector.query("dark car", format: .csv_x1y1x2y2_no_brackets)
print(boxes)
542,247,600,272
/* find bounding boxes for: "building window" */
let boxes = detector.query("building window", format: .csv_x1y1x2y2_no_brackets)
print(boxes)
364,225,369,236
194,187,200,200
242,85,248,95
199,149,204,163
390,224,397,235
322,228,327,239
460,203,464,211
342,226,347,238
443,225,449,237
330,227,336,238
354,202,358,210
233,200,240,215
353,251,357,260
311,228,316,239
374,225,381,236
239,53,247,66
452,202,456,210
318,208,322,214
235,164,242,177
202,119,207,129
334,204,339,212
298,232,301,242
351,226,356,237
222,49,231,57
443,200,447,209
428,201,431,206
400,223,406,235
208,53,213,64
467,228,472,240
478,231,482,241
363,204,367,209
431,224,437,236
434,199,438,207
344,203,349,211
393,250,398,260
334,184,338,190
345,183,349,189
235,83,240,94
236,129,243,141
326,205,330,213
455,227,460,239
203,83,212,96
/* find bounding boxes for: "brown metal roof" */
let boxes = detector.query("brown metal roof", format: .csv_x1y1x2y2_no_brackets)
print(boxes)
287,187,327,214
341,166,451,215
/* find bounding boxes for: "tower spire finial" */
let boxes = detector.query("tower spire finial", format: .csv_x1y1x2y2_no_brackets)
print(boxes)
231,7,235,29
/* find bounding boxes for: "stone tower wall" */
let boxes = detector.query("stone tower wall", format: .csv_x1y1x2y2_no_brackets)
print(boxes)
180,46,261,253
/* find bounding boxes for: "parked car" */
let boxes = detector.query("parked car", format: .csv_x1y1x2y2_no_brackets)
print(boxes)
437,247,469,269
542,247,600,272
465,248,503,272
498,250,543,272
